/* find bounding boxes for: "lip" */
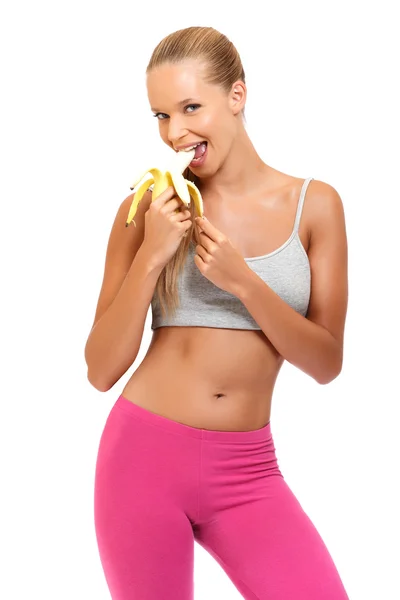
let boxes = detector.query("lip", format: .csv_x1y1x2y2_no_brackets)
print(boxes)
174,141,207,151
189,142,208,168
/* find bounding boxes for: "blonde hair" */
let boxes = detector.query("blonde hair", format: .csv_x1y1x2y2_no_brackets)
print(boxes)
146,26,246,319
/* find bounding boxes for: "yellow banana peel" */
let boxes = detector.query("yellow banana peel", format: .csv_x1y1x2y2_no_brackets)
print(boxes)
126,149,204,228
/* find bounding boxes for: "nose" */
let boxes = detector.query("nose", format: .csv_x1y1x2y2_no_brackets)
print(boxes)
167,116,188,146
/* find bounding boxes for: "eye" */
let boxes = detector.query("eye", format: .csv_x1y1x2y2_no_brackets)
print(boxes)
153,104,200,121
185,104,200,113
153,112,168,120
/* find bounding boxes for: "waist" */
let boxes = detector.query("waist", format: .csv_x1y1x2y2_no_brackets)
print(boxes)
121,326,283,431
150,326,281,383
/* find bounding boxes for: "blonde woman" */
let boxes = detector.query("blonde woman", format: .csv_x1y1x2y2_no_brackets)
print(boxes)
86,26,349,600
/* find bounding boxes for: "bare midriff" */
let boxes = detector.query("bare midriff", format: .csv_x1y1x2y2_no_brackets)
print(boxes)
121,326,284,432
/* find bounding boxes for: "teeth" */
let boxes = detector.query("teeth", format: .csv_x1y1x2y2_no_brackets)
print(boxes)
183,142,203,151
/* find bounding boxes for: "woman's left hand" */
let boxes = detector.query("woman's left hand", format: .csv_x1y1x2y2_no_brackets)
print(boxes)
193,216,251,296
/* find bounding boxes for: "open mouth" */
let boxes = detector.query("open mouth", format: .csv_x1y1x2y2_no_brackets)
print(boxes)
180,141,205,151
189,141,208,163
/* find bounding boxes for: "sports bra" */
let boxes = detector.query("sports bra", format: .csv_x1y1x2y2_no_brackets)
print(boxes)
150,177,313,331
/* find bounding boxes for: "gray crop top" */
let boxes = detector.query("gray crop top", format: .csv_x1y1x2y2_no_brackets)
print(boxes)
150,177,313,330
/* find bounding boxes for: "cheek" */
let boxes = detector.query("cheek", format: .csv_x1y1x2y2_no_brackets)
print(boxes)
200,113,214,131
158,124,170,145
199,112,225,142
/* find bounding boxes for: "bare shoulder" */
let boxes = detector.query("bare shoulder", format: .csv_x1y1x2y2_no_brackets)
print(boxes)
106,187,153,276
118,189,153,258
301,178,347,253
304,177,348,355
304,178,345,225
265,168,345,226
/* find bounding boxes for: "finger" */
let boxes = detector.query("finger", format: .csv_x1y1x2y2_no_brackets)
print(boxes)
195,244,207,260
195,220,212,242
196,216,223,244
152,186,178,207
166,198,186,213
197,231,213,253
174,209,191,222
159,197,186,215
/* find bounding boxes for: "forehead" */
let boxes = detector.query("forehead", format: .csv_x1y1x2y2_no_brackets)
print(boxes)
146,60,222,108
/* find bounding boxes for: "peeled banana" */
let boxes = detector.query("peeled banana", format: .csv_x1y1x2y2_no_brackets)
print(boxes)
126,149,204,227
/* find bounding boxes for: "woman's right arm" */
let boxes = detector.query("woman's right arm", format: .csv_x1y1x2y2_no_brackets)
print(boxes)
84,190,162,392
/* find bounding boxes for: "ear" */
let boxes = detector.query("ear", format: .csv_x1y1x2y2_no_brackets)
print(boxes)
229,80,246,115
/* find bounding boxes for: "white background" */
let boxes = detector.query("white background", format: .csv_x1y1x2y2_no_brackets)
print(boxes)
1,1,399,598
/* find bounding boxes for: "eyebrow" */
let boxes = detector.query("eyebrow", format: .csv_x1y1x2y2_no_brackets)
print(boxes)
151,98,199,112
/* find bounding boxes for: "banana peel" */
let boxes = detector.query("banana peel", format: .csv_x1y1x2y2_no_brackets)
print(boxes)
126,149,204,227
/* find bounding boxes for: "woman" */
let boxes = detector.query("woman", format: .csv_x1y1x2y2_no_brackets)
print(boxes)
86,26,349,600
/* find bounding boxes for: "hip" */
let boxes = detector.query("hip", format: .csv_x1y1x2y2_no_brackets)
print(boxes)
95,395,281,527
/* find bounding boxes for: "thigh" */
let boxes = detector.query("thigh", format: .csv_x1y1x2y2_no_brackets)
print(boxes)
95,502,195,600
195,476,349,600
93,404,196,599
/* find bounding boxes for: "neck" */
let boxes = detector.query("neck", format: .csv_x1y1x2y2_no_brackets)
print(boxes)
198,125,271,201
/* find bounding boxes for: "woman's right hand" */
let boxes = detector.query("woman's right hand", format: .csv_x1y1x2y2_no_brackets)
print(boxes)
141,186,193,269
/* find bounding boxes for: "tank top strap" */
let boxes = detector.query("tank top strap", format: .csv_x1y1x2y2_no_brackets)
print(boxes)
293,177,314,233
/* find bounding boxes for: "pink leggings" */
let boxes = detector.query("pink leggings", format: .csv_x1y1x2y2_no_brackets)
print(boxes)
94,395,349,599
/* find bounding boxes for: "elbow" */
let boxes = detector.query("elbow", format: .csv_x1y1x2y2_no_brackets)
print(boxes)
86,360,132,393
85,342,139,393
84,349,121,393
87,370,111,393
316,370,340,385
316,355,343,385
86,357,114,392
85,353,108,392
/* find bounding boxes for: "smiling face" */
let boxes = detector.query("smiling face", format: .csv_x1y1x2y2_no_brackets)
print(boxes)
146,60,243,176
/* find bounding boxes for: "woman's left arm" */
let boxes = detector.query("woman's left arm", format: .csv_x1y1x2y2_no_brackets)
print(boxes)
236,182,348,384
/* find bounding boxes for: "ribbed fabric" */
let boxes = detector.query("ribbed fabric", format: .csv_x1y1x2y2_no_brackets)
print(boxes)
151,177,314,330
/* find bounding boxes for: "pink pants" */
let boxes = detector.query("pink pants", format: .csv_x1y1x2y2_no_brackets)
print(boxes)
94,395,349,599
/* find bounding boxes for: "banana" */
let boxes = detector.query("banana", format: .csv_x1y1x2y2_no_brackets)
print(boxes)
125,148,204,227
